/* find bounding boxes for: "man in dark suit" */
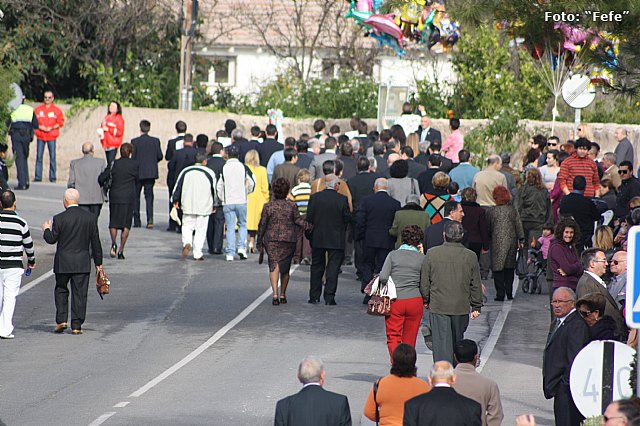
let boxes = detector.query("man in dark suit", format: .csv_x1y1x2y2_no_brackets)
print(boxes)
428,142,453,173
206,142,226,254
258,124,283,167
274,356,351,426
43,189,103,335
401,146,427,179
417,155,443,194
416,114,442,145
231,128,258,163
424,201,464,250
543,287,590,426
356,178,400,295
373,141,389,177
576,248,627,340
165,121,187,231
295,139,314,170
559,176,600,251
347,157,377,280
615,161,640,219
404,360,482,426
338,141,357,181
306,174,351,305
131,120,163,229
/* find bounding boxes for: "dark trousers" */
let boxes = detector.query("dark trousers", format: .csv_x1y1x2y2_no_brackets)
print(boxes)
344,222,354,262
362,246,391,291
493,268,515,300
167,181,179,231
206,208,225,253
11,137,30,188
310,248,344,303
522,221,543,246
105,149,117,167
553,384,584,426
354,239,365,279
134,178,155,226
79,204,102,219
54,273,90,331
430,312,469,365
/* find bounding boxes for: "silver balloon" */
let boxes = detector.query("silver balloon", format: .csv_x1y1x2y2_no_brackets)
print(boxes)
8,83,23,112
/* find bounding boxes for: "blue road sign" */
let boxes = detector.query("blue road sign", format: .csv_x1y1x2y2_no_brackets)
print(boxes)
626,226,640,328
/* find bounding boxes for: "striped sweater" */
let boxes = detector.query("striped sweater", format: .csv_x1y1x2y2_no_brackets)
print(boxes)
556,154,600,197
288,183,311,215
0,210,35,269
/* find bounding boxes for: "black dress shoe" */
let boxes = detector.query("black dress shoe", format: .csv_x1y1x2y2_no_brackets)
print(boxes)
133,223,142,228
117,252,125,260
308,299,320,304
325,300,337,305
33,179,42,182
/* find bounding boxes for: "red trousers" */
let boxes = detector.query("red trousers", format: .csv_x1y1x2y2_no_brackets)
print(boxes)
385,297,424,358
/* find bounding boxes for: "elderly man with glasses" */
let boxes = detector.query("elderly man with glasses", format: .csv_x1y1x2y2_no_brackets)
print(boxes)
615,161,640,219
576,248,628,341
609,250,628,309
543,286,590,426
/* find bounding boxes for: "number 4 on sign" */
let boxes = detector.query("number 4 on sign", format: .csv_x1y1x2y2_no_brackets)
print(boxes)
583,368,599,403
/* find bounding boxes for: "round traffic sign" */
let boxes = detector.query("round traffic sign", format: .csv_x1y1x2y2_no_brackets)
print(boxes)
570,340,635,418
562,74,596,109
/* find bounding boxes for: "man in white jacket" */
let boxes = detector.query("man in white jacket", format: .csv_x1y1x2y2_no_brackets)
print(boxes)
216,145,255,261
172,152,218,260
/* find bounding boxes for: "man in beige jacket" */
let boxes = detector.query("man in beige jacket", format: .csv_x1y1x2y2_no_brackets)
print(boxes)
472,154,507,206
453,339,504,426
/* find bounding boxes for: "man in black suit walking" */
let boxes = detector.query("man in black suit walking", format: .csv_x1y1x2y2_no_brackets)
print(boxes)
206,142,225,254
306,174,351,305
404,360,481,426
543,287,590,426
131,120,163,229
165,121,187,231
43,189,103,335
356,178,400,294
258,124,283,167
275,356,351,426
347,157,377,280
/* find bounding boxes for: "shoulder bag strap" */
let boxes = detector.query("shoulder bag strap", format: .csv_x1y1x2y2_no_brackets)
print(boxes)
373,378,381,425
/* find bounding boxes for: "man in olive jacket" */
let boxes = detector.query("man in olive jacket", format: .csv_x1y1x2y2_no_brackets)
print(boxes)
421,221,483,365
389,194,429,249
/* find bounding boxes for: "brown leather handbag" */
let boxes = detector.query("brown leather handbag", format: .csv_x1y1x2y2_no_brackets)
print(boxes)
96,268,110,300
367,284,391,316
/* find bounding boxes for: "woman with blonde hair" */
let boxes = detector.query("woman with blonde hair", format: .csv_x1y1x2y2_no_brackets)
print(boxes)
245,149,269,253
405,133,420,155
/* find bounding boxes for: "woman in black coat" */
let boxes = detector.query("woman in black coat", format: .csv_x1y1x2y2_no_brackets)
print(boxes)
576,292,616,341
99,142,138,259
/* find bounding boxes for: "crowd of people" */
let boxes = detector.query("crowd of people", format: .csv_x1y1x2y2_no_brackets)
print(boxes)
2,94,640,424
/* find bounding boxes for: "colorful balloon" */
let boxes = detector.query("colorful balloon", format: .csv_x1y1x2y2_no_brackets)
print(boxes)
369,32,406,57
364,14,404,42
345,0,372,23
355,0,373,13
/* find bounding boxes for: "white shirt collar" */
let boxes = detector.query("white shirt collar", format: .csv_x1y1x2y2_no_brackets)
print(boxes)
434,383,452,388
302,382,321,388
585,270,606,287
558,308,576,325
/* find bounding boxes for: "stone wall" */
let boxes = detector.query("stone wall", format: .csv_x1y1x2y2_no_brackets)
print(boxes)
7,104,640,187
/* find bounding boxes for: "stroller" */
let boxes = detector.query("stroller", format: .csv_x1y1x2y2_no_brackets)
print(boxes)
522,247,546,294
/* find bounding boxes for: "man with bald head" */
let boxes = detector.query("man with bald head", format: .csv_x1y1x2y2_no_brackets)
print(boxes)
472,155,508,206
404,361,482,425
68,142,107,217
306,174,351,305
356,178,401,297
43,188,103,335
614,127,633,167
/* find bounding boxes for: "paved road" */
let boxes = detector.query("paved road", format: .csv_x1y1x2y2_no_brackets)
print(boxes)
0,182,554,425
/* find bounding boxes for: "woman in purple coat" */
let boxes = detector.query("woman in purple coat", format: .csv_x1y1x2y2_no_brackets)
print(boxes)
548,217,583,291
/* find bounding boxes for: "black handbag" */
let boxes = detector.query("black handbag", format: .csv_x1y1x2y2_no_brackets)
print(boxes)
516,246,528,277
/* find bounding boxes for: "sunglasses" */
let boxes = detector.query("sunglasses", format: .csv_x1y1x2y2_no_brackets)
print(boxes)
579,310,592,318
592,259,608,263
612,260,626,265
619,169,630,174
548,143,557,147
44,96,54,100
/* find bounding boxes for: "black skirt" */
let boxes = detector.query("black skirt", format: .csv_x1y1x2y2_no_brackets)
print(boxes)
109,203,133,230
264,241,297,273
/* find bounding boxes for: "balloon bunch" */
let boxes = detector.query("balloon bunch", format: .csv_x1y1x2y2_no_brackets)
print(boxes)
345,0,461,57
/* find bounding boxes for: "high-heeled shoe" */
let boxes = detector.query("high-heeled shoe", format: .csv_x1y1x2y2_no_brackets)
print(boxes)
117,252,125,260
110,243,117,258
249,242,255,254
272,297,280,306
279,296,287,304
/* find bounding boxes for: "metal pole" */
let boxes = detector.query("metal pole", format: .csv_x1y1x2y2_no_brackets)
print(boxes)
574,108,581,140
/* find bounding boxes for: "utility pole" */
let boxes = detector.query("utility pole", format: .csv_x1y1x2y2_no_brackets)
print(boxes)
178,0,198,111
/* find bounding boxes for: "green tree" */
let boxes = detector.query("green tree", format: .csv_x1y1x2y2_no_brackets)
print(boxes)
0,66,21,141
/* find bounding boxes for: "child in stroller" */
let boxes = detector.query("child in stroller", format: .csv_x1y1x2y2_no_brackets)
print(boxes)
523,225,553,294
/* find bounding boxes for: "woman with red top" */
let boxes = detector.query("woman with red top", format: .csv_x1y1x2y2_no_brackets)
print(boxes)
100,101,125,166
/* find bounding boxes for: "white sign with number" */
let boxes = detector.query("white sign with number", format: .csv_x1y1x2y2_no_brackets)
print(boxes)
570,340,635,418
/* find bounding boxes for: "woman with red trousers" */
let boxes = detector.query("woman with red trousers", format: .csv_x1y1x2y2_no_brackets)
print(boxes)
100,101,125,166
378,225,426,359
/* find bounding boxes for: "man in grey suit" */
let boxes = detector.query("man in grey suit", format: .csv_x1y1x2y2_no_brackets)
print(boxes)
614,127,634,167
609,250,627,309
453,339,504,426
309,137,338,181
274,356,351,426
575,248,627,340
67,143,107,217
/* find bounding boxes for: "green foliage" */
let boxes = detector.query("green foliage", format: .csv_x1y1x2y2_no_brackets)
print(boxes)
464,109,531,168
66,99,103,120
631,351,637,396
0,66,21,141
414,24,548,120
199,72,378,119
583,416,604,426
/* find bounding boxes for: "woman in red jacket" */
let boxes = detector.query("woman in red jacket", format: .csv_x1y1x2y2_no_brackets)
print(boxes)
100,101,125,166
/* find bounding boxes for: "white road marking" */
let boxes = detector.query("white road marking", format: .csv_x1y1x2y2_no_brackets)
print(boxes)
87,412,116,426
113,402,130,408
19,270,54,295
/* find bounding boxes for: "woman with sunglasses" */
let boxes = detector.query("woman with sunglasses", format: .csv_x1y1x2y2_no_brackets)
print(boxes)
576,292,616,341
539,150,560,191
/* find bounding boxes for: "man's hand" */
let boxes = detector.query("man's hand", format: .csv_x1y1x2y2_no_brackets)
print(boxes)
557,268,567,277
516,414,536,426
470,310,480,320
96,265,104,271
423,303,429,310
28,263,36,270
42,220,52,231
